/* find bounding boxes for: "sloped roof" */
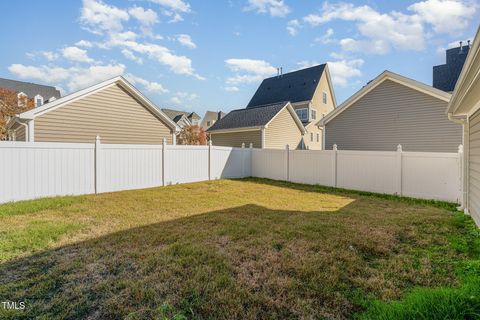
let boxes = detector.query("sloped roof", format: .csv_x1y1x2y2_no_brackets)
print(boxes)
202,111,226,121
246,64,326,108
16,76,179,131
0,77,61,100
320,70,451,126
208,102,288,131
161,108,201,123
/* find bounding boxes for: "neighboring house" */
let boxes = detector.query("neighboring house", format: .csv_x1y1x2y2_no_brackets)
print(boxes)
447,26,480,226
161,108,201,128
201,110,226,130
245,64,336,150
320,70,462,152
433,41,471,92
208,101,306,149
0,77,61,107
6,76,179,144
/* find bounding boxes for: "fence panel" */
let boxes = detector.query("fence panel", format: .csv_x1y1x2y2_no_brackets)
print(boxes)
289,150,334,186
336,150,398,194
252,148,287,181
210,146,249,179
99,144,163,193
0,142,94,203
402,152,461,202
164,145,209,184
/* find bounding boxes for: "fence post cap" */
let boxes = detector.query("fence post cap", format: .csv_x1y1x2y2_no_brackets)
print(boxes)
241,142,245,148
95,135,101,142
208,140,212,146
162,138,166,145
458,144,464,153
249,143,253,149
397,144,402,152
286,144,290,150
333,144,337,150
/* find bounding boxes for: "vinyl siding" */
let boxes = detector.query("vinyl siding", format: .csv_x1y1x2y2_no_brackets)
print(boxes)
15,125,26,141
34,84,173,144
325,79,462,152
469,108,480,225
210,130,261,148
264,107,303,149
305,124,323,150
311,70,336,116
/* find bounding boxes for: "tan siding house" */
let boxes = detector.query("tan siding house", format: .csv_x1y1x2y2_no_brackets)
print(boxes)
264,107,303,149
447,26,480,226
210,130,262,148
322,71,461,152
207,102,305,149
8,76,178,144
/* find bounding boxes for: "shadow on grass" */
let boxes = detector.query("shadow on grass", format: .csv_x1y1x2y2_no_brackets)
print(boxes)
0,192,473,320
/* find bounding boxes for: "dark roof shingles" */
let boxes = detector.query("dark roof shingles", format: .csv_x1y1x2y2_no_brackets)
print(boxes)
208,102,287,131
246,64,325,108
0,78,61,100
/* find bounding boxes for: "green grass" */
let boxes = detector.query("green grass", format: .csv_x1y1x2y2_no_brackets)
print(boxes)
0,178,478,319
0,196,84,217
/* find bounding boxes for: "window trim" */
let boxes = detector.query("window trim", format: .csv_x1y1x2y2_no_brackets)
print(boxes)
34,94,44,107
295,108,309,121
322,91,327,104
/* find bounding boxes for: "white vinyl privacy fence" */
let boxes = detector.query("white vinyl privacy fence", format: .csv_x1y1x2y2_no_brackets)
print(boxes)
0,139,462,204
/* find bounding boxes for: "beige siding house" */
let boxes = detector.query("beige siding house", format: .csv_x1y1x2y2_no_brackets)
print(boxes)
7,76,179,144
208,102,305,149
209,64,335,149
321,71,462,152
447,26,480,226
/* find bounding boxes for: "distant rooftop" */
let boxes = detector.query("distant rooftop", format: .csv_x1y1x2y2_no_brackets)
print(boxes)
0,77,61,100
161,108,201,123
246,64,326,108
433,41,471,92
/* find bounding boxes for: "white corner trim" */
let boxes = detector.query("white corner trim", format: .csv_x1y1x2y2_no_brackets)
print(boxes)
27,120,34,142
261,128,265,148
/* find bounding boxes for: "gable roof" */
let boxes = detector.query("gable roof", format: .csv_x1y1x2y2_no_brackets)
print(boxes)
0,77,61,100
161,108,201,123
207,101,305,134
320,70,451,126
246,64,326,108
16,76,179,131
447,26,480,117
202,111,226,122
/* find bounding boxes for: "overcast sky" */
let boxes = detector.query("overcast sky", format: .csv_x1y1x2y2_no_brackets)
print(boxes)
0,0,479,116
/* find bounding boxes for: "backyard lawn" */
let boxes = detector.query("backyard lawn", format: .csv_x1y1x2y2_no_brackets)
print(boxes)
0,178,479,319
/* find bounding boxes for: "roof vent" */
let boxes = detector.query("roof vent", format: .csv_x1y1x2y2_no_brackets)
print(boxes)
468,40,471,48
459,41,464,54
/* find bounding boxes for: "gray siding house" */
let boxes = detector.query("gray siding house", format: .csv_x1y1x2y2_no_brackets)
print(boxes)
320,71,462,152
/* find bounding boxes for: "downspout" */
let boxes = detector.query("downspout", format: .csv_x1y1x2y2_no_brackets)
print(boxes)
448,112,468,213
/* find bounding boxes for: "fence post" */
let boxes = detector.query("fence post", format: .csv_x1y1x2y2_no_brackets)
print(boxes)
241,143,245,177
285,144,290,181
249,143,253,177
208,140,212,180
95,135,101,194
397,144,403,196
162,138,166,186
458,144,464,207
332,144,337,187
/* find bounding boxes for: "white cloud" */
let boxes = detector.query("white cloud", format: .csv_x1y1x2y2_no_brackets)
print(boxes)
245,0,290,17
408,0,476,35
80,0,129,34
300,1,477,54
61,46,95,63
121,49,143,64
41,51,59,61
225,86,240,92
315,28,334,44
125,73,168,93
225,58,277,85
287,19,300,36
8,63,125,92
148,0,191,13
75,40,94,48
170,96,182,104
169,91,198,104
327,59,364,86
176,34,196,49
128,6,159,26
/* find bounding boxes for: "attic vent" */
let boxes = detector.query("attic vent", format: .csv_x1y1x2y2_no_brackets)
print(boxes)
288,84,292,88
303,82,306,85
313,79,317,83
267,87,271,90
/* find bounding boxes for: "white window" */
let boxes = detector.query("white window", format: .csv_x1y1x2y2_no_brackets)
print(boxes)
310,132,314,142
207,121,211,126
34,94,44,107
322,92,327,104
295,108,308,121
311,109,317,120
17,92,27,107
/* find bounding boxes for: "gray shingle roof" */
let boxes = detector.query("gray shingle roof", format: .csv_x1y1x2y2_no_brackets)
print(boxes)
246,64,325,108
207,102,288,131
161,108,201,123
433,45,470,92
0,77,61,100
